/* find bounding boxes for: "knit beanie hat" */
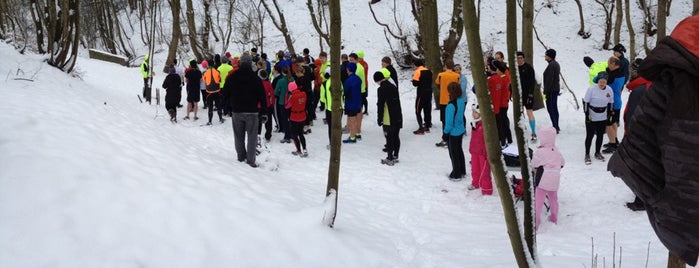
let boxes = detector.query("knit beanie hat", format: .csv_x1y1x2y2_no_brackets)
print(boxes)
583,56,594,68
373,71,384,82
347,62,357,73
545,49,556,59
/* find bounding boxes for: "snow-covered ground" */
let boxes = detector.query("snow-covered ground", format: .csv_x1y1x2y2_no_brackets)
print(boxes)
1,1,694,267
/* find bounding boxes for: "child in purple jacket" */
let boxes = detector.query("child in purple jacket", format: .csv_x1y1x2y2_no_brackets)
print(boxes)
531,126,565,230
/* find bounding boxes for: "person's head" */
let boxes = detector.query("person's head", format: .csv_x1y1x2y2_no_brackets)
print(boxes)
281,65,291,76
381,56,392,68
240,54,253,69
319,51,328,61
444,59,455,70
608,56,620,71
277,50,284,60
189,60,197,68
294,66,305,77
257,60,265,70
454,64,462,73
472,104,481,120
349,53,358,63
303,48,310,56
545,49,556,62
258,69,268,80
495,51,505,62
613,43,626,58
356,50,365,59
251,47,258,55
630,58,644,79
493,60,507,74
273,64,281,74
595,72,608,88
168,64,176,74
413,58,425,67
347,62,357,74
373,71,385,83
516,51,526,66
202,60,209,69
447,82,462,102
288,81,298,92
341,53,348,62
583,56,595,68
261,53,268,60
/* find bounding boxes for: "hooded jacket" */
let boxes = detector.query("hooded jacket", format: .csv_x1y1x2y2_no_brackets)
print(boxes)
531,127,565,192
608,14,699,266
376,80,403,128
623,76,652,132
223,63,266,113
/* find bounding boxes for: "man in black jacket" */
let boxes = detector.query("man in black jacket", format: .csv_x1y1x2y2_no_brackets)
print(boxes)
223,54,267,168
162,65,182,123
543,49,560,133
381,56,399,90
411,58,433,134
608,14,699,266
517,51,538,141
375,71,403,165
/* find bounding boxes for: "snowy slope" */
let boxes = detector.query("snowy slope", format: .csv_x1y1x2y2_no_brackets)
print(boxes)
1,1,695,267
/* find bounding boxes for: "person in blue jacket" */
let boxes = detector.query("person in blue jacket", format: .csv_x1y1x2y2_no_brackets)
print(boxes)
343,62,363,143
444,82,467,180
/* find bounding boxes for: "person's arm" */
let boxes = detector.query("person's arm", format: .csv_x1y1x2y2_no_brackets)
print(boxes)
444,103,455,134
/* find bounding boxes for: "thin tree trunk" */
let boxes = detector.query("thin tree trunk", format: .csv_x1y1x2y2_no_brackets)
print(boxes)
324,0,342,228
185,0,203,60
417,0,441,106
613,0,623,45
694,0,698,15
261,0,295,55
202,0,212,56
441,0,463,63
657,0,667,40
30,0,45,53
307,0,329,46
667,252,686,268
521,0,533,65
573,0,587,38
166,0,181,65
624,0,636,60
464,0,530,266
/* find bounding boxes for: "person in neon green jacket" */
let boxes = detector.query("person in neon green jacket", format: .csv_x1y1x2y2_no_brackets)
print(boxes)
218,58,234,116
320,68,344,144
584,56,608,86
141,54,152,103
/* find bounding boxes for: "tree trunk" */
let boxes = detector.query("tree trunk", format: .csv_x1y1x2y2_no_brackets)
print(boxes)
624,0,636,61
202,0,212,56
667,251,686,268
573,0,587,38
509,0,535,262
441,0,463,64
46,0,80,73
613,0,623,45
30,0,45,53
261,0,295,55
417,0,441,106
464,0,531,266
595,0,615,50
694,0,698,15
307,0,329,46
185,0,203,60
657,0,667,40
521,0,534,65
166,0,181,65
324,0,342,228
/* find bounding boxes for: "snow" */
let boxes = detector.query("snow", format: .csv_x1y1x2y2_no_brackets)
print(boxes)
1,1,694,267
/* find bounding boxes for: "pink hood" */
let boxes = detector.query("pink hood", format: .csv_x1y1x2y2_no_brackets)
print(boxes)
531,126,565,191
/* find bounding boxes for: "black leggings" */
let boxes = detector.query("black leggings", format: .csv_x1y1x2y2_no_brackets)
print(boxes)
290,121,307,151
585,120,607,154
415,92,432,129
383,125,400,159
258,109,273,141
448,134,466,178
206,92,223,123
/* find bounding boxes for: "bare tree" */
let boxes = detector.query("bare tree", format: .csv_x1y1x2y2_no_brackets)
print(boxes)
413,0,441,103
668,252,686,268
323,0,341,229
185,0,204,60
307,0,329,49
440,0,463,64
595,0,615,50
638,0,656,55
213,0,235,53
261,0,295,55
42,0,81,73
694,0,698,15
624,0,636,60
202,0,213,55
368,0,416,68
29,0,45,53
166,0,182,65
573,0,590,39
521,0,534,64
464,0,532,266
613,0,623,45
657,0,667,39
231,0,265,52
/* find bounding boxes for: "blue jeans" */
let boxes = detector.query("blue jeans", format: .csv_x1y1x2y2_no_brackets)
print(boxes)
545,93,560,131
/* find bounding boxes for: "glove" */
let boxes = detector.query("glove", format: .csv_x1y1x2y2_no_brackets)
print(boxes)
319,103,325,111
585,113,591,123
260,115,268,124
377,120,383,127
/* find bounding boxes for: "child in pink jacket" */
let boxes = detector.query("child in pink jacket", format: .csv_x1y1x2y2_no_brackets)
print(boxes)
531,126,565,229
468,104,493,195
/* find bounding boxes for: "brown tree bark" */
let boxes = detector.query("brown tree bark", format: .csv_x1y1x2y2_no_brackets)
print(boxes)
324,0,342,228
667,251,686,268
166,0,181,65
202,0,213,56
416,0,441,105
613,0,623,45
624,0,636,61
261,0,295,55
522,0,534,64
185,0,203,60
694,0,698,15
441,0,463,64
595,0,615,50
573,0,588,39
307,0,329,46
464,0,530,266
29,0,45,53
657,0,667,40
47,0,80,73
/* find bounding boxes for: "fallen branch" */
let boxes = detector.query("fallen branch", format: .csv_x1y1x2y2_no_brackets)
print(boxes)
13,78,34,82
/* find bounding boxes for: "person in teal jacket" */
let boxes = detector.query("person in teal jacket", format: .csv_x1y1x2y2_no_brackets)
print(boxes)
444,82,466,180
275,66,294,143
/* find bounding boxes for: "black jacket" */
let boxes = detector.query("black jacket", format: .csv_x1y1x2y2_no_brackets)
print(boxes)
618,54,630,84
385,64,399,90
608,35,699,266
412,66,433,95
376,80,403,128
542,60,560,95
223,65,266,113
518,62,536,98
162,73,182,106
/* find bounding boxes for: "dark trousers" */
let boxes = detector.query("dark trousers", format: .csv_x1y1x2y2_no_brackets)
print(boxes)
200,90,208,108
439,104,448,141
383,125,400,159
326,110,333,143
206,92,223,123
276,103,290,139
500,106,512,143
257,109,273,141
362,91,369,114
546,93,560,131
585,120,607,154
143,78,151,102
447,134,466,178
415,92,432,129
232,113,259,165
290,121,307,151
306,90,316,124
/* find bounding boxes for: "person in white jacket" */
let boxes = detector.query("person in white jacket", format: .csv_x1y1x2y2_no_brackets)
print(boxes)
531,126,565,230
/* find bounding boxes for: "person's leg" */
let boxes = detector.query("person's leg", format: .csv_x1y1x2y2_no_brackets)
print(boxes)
207,95,214,123
502,107,512,143
231,114,246,161
415,96,424,131
215,93,223,121
362,91,369,115
356,109,363,135
548,190,559,223
193,102,198,118
585,122,594,155
347,115,357,138
299,124,307,150
535,187,545,230
526,109,536,136
201,90,207,109
454,134,466,177
424,94,432,129
245,114,259,165
383,125,392,158
264,110,273,141
480,159,493,195
496,113,507,146
595,121,606,154
394,127,400,159
439,104,447,141
546,93,560,131
290,121,302,151
447,135,457,177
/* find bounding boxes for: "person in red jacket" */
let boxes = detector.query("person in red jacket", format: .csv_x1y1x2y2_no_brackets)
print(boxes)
469,104,493,195
258,70,275,142
487,60,511,147
285,82,308,157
